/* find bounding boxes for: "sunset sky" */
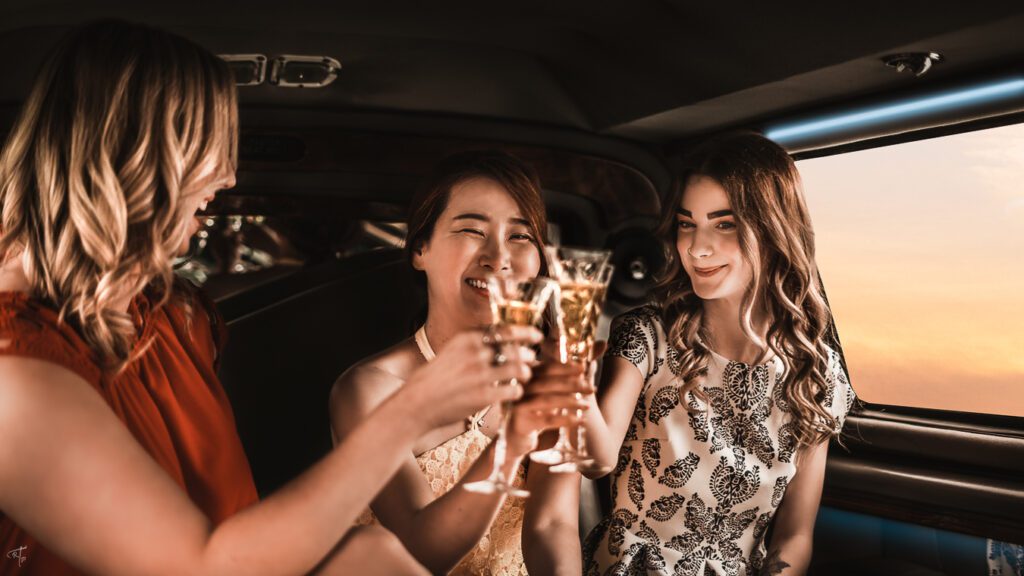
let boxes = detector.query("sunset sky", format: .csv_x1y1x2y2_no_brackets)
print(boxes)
797,122,1024,417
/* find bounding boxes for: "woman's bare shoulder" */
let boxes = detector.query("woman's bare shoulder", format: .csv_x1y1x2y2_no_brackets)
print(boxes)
0,355,93,399
330,338,421,418
0,357,106,441
0,356,111,491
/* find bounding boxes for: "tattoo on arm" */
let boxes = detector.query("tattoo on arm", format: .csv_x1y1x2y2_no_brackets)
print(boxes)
758,549,791,576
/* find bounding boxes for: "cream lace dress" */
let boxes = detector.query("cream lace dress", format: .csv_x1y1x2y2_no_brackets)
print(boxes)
355,327,529,576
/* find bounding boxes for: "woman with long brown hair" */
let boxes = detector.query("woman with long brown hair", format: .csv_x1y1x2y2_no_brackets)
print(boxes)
0,20,539,575
577,132,855,575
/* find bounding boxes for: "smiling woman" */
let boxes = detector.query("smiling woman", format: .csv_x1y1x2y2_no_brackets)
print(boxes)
673,176,752,303
331,150,589,576
181,169,237,255
574,132,854,576
412,174,544,328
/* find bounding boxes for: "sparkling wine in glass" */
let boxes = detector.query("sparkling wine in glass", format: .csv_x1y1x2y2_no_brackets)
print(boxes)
463,274,556,498
530,246,613,470
557,263,614,474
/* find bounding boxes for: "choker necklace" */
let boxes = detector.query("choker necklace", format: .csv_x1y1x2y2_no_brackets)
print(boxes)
414,326,436,361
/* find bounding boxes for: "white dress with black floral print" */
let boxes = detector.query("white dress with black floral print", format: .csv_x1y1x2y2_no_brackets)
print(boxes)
583,305,855,576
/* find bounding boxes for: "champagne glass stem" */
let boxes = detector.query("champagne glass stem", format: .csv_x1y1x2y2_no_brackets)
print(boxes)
490,397,512,485
465,276,556,497
575,410,588,455
528,346,585,470
529,413,575,468
553,420,573,453
464,377,530,497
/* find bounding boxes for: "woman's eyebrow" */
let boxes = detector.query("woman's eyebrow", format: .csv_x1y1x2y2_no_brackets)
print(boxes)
452,213,530,227
675,208,733,219
452,213,489,222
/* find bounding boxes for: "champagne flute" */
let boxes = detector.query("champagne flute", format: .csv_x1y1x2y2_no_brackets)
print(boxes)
556,262,614,473
530,246,613,470
463,274,556,497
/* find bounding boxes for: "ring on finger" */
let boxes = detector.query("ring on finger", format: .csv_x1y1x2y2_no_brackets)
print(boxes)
492,350,508,367
482,324,503,346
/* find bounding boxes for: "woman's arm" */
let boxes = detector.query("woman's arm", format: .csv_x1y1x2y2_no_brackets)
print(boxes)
332,365,518,574
577,356,645,478
330,354,586,574
0,329,532,576
521,430,582,576
759,438,830,575
0,357,424,576
763,347,854,576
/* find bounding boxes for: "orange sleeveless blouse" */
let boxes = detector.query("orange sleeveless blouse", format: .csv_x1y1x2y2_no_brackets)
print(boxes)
0,285,258,575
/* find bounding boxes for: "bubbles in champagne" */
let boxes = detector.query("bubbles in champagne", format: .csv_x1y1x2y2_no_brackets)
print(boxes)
497,300,546,327
558,281,607,350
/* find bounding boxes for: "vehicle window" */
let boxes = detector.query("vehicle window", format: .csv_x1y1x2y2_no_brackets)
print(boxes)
796,122,1024,417
175,201,406,301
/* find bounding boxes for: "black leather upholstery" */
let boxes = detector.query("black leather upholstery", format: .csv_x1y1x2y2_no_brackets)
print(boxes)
213,247,612,534
215,248,423,495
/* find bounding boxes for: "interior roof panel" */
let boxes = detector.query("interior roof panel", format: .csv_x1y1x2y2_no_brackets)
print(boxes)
1,0,1023,146
609,13,1024,142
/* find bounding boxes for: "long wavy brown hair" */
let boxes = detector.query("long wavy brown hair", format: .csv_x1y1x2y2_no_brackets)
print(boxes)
654,131,837,448
0,20,237,374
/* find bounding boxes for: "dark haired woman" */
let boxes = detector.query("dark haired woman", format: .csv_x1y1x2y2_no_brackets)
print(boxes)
331,150,587,576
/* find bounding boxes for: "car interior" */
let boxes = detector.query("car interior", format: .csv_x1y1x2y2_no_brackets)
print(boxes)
2,2,1022,574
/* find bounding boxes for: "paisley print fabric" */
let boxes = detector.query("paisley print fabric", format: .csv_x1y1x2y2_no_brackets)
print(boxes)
584,306,855,575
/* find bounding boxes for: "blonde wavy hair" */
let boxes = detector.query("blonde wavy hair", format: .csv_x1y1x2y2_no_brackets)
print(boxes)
655,131,837,448
0,20,237,374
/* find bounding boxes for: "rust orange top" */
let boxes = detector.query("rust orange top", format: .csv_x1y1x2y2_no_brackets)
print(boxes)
0,284,258,575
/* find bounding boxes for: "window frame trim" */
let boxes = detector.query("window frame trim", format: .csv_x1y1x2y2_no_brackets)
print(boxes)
794,111,1024,425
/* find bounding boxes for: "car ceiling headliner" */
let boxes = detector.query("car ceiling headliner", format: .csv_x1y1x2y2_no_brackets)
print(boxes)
2,0,1024,145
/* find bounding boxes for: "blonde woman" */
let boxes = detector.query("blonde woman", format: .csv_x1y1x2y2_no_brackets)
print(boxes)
0,20,538,576
578,132,856,575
